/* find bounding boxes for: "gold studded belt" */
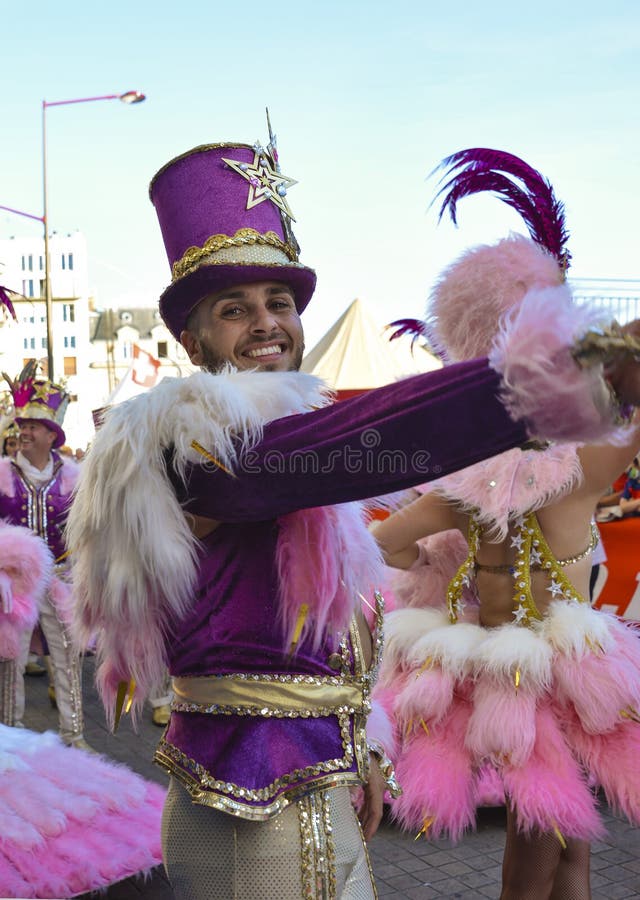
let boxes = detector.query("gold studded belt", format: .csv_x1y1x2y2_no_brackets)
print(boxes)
171,674,367,716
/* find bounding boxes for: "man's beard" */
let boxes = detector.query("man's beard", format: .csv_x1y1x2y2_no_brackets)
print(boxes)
200,341,305,374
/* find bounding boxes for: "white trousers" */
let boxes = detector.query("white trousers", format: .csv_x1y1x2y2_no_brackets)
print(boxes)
13,593,84,742
162,778,377,900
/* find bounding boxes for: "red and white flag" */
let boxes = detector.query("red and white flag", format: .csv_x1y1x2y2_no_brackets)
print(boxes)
131,344,161,387
106,344,163,405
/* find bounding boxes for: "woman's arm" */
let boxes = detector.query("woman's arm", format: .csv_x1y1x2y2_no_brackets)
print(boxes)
369,492,459,569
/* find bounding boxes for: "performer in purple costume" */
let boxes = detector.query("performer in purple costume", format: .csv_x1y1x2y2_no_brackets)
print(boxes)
68,121,640,900
0,364,91,749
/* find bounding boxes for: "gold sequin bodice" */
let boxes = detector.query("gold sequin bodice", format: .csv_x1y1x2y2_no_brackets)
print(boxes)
446,512,597,625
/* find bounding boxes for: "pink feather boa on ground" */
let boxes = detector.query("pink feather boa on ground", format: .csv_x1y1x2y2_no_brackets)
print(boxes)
0,724,164,898
0,524,52,659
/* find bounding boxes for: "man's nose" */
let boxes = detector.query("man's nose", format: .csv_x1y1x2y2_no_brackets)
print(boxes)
249,306,278,333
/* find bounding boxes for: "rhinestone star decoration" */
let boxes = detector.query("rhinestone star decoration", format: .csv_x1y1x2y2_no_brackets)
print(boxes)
512,604,529,624
453,597,466,616
547,578,565,598
222,143,298,220
530,547,542,566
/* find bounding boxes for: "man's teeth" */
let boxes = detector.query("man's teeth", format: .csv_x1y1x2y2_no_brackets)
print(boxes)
247,345,282,358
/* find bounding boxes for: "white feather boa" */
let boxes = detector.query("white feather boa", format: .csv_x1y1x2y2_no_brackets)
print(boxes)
68,368,339,721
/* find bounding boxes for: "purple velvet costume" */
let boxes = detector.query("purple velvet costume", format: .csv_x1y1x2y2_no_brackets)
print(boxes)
0,453,73,560
155,361,528,817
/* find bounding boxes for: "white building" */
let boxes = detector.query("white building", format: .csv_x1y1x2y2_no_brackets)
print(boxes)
0,232,90,379
0,232,190,449
0,233,93,448
0,231,89,301
88,306,194,399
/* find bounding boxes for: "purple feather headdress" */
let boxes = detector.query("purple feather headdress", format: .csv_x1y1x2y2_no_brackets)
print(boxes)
432,148,571,272
386,318,430,351
386,148,571,362
0,285,18,322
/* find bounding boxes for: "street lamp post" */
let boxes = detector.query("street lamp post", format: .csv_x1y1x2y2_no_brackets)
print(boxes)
41,90,145,380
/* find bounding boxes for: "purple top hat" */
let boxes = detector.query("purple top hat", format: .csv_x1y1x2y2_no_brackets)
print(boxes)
7,360,69,448
13,381,69,447
150,139,317,340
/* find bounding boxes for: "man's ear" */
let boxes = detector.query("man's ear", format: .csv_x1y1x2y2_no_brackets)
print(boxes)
180,329,203,366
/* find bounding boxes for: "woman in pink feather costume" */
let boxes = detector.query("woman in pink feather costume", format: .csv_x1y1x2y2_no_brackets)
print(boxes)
372,149,640,899
0,522,52,724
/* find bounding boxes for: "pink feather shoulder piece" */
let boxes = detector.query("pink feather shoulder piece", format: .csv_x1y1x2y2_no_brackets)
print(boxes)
429,443,582,540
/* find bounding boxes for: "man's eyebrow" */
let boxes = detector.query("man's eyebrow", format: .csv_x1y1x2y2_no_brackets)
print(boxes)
266,285,294,297
213,289,248,303
212,285,294,304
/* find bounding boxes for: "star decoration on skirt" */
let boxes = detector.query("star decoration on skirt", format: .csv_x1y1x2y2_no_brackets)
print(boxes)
222,146,298,220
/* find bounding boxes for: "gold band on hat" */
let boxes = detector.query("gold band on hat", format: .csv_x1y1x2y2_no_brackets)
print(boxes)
171,227,299,282
14,403,59,424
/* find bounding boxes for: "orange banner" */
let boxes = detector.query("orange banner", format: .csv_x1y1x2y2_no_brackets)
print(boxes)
594,517,640,620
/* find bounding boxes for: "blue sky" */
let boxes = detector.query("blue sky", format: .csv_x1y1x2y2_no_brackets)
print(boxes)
1,0,638,346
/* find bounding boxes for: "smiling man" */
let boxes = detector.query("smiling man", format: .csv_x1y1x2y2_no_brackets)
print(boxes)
181,281,305,373
68,129,640,900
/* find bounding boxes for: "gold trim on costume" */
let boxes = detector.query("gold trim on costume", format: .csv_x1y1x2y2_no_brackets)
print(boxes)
320,791,338,899
475,522,598,573
171,227,298,281
154,736,362,821
14,404,59,424
446,518,481,623
190,440,236,477
171,672,366,715
155,591,386,821
446,511,592,628
298,796,316,899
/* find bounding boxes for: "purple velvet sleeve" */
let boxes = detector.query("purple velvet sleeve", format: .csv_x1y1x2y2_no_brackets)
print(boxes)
173,357,527,521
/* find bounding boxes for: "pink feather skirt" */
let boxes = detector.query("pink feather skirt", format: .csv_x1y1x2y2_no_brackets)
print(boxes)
0,725,165,898
377,600,640,842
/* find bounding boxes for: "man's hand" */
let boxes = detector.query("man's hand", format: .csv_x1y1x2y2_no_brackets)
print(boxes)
358,754,386,841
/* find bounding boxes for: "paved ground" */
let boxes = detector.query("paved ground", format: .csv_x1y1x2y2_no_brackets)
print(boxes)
23,660,640,899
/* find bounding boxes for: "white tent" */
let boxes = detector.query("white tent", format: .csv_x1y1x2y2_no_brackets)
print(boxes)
301,298,441,394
